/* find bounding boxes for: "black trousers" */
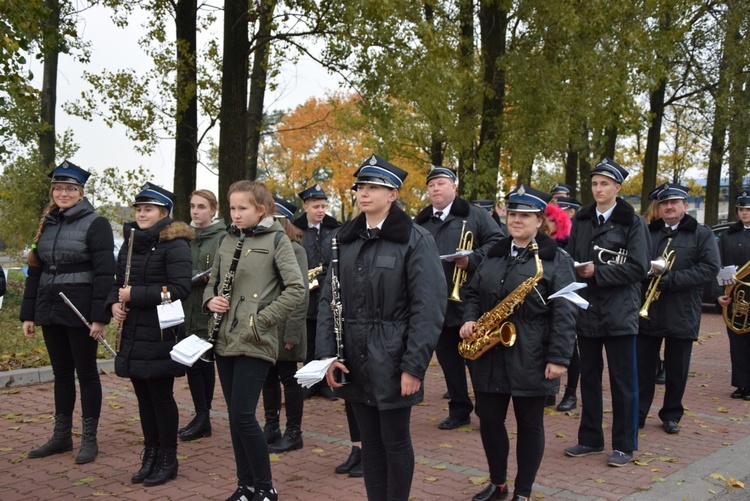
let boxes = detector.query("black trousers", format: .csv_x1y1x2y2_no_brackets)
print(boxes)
577,335,638,453
305,318,318,364
263,360,304,429
637,335,693,424
727,327,750,388
562,339,580,393
435,324,473,419
185,358,215,415
350,403,413,501
131,376,178,450
476,392,545,498
42,325,102,419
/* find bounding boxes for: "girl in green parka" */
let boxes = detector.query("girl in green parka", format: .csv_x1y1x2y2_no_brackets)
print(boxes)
179,190,224,442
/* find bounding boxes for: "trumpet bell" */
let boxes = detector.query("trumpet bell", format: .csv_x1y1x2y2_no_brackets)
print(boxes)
648,256,669,277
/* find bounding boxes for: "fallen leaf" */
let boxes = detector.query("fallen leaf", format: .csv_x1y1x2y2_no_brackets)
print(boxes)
0,447,12,451
555,432,565,438
728,478,745,488
424,477,439,482
432,464,446,470
594,479,606,483
312,448,324,453
710,473,726,481
269,453,280,462
651,477,665,483
108,402,123,410
717,407,730,413
469,476,488,486
439,443,452,448
73,476,96,486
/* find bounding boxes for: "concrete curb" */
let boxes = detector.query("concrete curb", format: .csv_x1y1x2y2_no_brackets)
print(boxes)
0,359,115,388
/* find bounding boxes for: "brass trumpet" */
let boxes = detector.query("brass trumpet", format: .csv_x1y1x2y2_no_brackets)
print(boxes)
639,238,675,319
449,221,474,302
308,264,324,290
593,245,628,265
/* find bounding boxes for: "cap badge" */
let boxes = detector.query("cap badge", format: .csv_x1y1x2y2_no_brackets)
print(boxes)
315,184,321,190
601,158,609,165
663,183,669,190
61,161,69,169
743,191,748,197
369,155,377,165
517,186,526,196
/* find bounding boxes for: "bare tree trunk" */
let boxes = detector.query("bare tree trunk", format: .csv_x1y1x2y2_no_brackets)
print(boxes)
565,141,578,199
455,0,475,182
173,0,198,222
39,0,60,170
218,0,249,219
641,78,666,215
603,125,617,160
578,124,593,206
474,0,509,200
727,72,750,217
246,0,276,181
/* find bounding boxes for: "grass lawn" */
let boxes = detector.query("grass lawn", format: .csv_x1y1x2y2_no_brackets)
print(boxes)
0,266,115,371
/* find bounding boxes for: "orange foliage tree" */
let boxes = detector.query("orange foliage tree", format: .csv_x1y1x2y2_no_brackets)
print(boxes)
261,93,430,220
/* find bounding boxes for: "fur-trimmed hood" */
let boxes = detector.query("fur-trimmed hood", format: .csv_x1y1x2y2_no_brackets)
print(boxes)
575,197,636,227
293,213,341,231
647,213,698,233
413,197,471,224
124,218,194,254
487,231,558,261
337,204,413,244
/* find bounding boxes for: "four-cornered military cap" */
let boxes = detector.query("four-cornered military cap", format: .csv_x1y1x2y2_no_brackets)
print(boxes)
591,157,628,184
426,165,458,184
472,199,494,212
736,189,750,208
649,182,689,202
298,184,327,201
550,182,572,196
352,154,408,190
48,160,91,187
506,185,552,213
556,196,582,211
132,182,175,212
273,196,298,221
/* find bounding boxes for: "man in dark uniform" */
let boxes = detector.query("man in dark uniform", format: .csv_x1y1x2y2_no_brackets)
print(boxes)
564,157,650,467
293,184,341,399
638,183,719,434
472,199,509,236
414,166,503,430
550,182,573,204
556,196,582,218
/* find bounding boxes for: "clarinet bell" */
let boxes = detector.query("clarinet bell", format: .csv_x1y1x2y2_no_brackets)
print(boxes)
334,365,350,385
199,347,215,363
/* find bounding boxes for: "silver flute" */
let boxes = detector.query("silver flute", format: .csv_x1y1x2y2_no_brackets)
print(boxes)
58,292,117,357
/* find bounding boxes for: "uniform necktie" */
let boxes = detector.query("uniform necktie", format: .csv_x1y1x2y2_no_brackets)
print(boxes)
598,215,605,226
433,211,443,222
368,228,380,239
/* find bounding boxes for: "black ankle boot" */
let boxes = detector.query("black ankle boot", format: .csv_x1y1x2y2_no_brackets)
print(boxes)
178,414,200,435
335,445,362,474
131,446,159,484
143,448,178,486
263,410,281,445
28,414,73,458
268,426,303,453
179,412,211,441
556,388,577,412
74,417,99,464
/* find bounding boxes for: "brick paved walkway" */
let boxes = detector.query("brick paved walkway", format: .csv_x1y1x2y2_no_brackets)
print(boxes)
1,310,749,500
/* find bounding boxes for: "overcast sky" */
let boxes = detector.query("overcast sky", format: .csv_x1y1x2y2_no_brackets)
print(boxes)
44,4,340,198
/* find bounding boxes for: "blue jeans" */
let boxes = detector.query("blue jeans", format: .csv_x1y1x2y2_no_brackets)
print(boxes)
216,355,272,490
350,402,413,501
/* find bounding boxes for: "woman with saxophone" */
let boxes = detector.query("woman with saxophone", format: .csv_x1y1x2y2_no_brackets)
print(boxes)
717,191,750,400
460,185,577,501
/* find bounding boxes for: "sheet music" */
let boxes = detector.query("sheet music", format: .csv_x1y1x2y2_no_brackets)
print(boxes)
170,334,213,367
717,265,738,286
548,282,589,309
294,358,338,388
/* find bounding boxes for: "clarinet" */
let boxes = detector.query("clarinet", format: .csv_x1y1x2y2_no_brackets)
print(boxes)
115,227,135,352
330,236,349,384
200,232,246,362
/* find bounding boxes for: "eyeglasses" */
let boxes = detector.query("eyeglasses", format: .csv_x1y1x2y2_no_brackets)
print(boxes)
52,186,79,193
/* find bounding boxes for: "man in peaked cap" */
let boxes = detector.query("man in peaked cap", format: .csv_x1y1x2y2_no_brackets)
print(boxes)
556,196,582,218
550,182,573,204
564,156,650,467
414,165,503,430
637,182,719,436
472,199,509,234
293,184,341,398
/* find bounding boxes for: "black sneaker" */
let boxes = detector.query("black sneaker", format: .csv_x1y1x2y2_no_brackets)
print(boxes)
252,487,278,501
226,485,254,501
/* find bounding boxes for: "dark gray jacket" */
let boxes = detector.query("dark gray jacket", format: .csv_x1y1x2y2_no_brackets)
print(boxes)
639,215,719,340
107,218,193,380
316,206,446,410
184,220,225,339
21,199,114,327
293,214,341,318
414,197,504,327
567,198,650,338
463,233,577,396
276,241,309,362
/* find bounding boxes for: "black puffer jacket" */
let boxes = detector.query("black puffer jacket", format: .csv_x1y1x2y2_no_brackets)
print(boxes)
414,197,504,327
20,199,114,326
294,214,341,318
463,233,577,396
639,215,719,340
107,218,194,380
567,198,650,338
316,206,446,410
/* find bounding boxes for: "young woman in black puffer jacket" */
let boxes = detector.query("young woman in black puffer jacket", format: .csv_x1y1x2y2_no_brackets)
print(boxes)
108,183,193,487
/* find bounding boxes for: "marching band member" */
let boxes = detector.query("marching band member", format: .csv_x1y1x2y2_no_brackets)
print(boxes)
108,183,193,486
717,190,750,400
461,185,576,501
179,189,224,442
204,180,304,501
414,166,502,430
317,155,445,501
637,183,719,434
555,196,582,219
21,161,115,464
564,158,650,467
549,182,573,205
262,197,310,453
